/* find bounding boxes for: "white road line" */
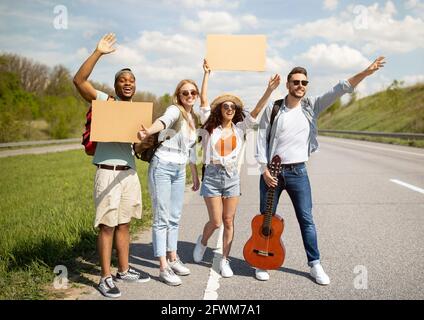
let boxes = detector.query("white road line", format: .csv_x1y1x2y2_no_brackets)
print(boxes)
321,137,424,157
203,226,224,300
390,179,424,194
202,141,247,300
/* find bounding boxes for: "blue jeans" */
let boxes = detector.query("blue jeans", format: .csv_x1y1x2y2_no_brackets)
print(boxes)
259,163,320,266
148,156,186,257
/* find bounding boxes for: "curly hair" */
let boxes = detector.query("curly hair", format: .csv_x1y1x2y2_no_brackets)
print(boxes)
202,103,246,134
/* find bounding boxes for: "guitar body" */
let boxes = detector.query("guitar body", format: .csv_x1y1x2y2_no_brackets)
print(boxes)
243,214,286,270
243,155,286,270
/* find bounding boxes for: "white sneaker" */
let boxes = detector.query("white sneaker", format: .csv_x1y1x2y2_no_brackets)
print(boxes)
168,257,191,276
98,276,121,298
220,258,233,278
255,269,269,281
159,267,182,286
193,235,207,263
310,263,330,285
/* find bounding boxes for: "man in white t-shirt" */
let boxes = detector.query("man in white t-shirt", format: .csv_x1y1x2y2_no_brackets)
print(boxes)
255,57,386,284
73,33,150,298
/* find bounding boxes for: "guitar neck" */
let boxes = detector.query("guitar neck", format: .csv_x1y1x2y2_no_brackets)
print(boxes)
264,186,276,227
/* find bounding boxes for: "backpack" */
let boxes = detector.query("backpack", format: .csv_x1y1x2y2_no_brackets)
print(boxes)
133,132,162,163
82,95,115,156
134,105,199,163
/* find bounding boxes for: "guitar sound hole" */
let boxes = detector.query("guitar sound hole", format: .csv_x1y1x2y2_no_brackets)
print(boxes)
261,227,272,237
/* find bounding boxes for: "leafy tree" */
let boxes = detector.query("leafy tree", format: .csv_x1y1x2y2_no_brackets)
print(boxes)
0,53,49,94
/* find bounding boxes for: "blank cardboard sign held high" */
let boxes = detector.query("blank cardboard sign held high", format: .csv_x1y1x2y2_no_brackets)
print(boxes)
206,35,267,72
90,100,153,143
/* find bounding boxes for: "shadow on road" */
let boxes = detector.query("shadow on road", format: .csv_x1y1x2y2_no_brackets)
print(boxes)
128,240,314,283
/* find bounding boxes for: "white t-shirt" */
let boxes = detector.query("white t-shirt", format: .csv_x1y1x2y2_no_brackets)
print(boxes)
273,104,310,164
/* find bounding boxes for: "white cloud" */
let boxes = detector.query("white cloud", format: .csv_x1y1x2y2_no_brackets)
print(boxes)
241,14,259,28
323,0,338,11
299,43,370,73
111,45,146,66
405,0,424,18
167,0,239,9
182,11,241,33
182,11,259,33
401,74,424,85
289,1,424,54
101,31,203,89
136,31,203,57
76,47,89,60
266,51,292,74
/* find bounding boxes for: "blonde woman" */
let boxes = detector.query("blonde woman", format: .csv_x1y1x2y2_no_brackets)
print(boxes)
138,79,203,286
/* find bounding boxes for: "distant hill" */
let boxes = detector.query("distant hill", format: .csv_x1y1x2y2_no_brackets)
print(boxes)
318,82,424,134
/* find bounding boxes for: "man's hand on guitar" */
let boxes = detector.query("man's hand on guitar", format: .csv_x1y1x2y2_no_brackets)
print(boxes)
263,167,278,188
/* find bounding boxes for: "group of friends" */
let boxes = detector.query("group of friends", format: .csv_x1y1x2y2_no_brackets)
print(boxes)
73,33,385,298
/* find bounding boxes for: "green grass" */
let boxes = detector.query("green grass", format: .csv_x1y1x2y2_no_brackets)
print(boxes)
0,150,152,299
319,133,424,148
319,84,423,131
318,83,424,145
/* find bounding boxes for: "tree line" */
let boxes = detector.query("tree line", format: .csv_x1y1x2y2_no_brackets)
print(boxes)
0,53,170,142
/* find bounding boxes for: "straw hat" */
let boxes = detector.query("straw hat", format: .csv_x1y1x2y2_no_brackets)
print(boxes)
210,93,244,110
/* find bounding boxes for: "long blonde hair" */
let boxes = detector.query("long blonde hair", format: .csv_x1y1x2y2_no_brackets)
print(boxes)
172,79,199,130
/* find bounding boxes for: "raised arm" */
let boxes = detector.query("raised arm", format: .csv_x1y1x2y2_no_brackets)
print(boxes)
73,33,117,102
250,74,281,119
348,56,386,88
313,56,386,114
200,59,211,108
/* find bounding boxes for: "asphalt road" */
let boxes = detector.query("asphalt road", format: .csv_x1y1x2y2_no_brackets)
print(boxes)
0,143,83,158
80,135,424,300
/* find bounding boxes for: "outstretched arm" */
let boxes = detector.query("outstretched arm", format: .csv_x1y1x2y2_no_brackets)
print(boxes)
250,74,281,119
137,120,165,141
200,59,211,108
313,56,386,114
348,56,386,88
73,33,117,102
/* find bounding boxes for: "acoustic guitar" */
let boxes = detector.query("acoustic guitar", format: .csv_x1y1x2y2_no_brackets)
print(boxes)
243,155,286,270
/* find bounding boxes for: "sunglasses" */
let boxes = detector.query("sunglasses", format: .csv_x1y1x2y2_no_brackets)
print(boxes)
290,80,309,86
180,90,198,97
222,103,236,111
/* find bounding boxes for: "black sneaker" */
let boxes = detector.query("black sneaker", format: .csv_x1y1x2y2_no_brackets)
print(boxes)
116,267,151,283
98,276,121,298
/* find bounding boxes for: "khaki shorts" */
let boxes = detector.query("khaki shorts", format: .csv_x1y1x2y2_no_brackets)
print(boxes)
94,168,142,228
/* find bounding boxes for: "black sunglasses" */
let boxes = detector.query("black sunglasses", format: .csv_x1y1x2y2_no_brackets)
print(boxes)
222,103,236,111
291,80,309,86
180,90,198,97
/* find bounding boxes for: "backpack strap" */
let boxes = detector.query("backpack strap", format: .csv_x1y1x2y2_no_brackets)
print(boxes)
266,98,284,146
173,104,200,131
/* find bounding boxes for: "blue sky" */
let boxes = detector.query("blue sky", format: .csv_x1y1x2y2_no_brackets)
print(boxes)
0,0,423,107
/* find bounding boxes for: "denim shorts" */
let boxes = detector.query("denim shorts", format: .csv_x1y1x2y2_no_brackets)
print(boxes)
200,164,241,198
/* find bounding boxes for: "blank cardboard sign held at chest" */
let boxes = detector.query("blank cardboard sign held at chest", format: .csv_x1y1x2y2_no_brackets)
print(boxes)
206,35,267,72
90,100,153,143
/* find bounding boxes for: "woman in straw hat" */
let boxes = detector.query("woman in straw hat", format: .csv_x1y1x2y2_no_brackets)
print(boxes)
137,79,206,286
192,59,281,277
